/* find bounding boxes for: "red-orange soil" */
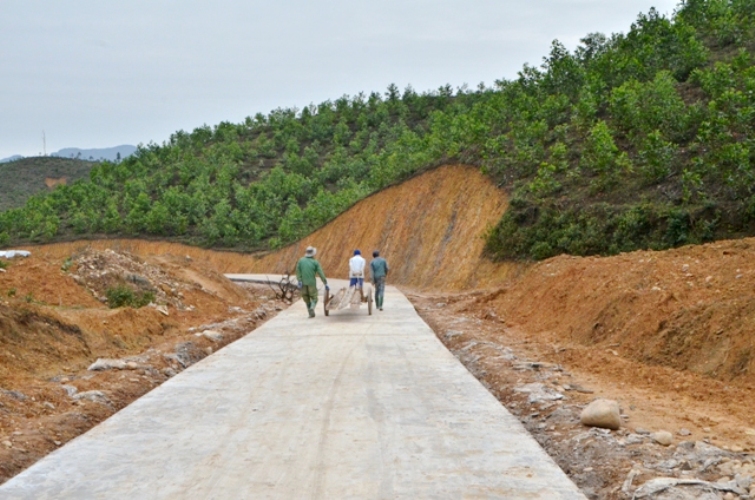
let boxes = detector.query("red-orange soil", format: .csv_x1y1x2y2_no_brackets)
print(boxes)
243,165,519,290
2,164,755,498
0,249,281,483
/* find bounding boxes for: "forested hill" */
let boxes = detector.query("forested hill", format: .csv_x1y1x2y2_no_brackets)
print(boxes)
1,1,754,260
0,157,95,212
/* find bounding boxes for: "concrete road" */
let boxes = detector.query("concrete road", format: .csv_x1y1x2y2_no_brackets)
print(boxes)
0,280,585,499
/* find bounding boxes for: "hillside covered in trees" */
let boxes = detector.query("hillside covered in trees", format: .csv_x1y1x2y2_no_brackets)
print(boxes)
1,0,754,260
0,157,95,213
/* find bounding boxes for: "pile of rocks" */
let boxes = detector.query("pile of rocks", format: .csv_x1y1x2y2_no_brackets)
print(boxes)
69,249,189,309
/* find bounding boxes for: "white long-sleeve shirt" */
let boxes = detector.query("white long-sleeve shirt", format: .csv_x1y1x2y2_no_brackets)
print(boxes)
349,255,366,277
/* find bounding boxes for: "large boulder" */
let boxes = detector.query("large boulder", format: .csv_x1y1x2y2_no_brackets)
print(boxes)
580,398,621,430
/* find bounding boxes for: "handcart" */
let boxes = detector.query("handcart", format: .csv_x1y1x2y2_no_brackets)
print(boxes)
323,283,373,316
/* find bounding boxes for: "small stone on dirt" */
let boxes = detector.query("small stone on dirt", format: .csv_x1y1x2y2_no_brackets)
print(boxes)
444,330,464,339
651,430,674,446
61,385,78,397
88,358,127,371
1,390,27,401
514,382,565,404
580,399,621,430
73,390,110,405
201,330,223,342
570,384,594,394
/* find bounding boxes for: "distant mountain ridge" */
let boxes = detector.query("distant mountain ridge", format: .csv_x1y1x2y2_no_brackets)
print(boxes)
0,145,136,164
52,145,136,162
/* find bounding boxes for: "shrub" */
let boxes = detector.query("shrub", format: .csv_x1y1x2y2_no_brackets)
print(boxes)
681,168,705,203
609,71,688,143
581,121,632,191
527,163,562,197
582,122,622,172
60,258,73,272
638,130,676,183
105,285,155,309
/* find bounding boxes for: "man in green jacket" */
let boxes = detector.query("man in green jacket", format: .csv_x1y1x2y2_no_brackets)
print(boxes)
369,250,389,311
295,246,329,318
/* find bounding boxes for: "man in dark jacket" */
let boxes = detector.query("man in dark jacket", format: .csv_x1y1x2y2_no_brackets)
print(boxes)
296,246,329,318
369,250,389,311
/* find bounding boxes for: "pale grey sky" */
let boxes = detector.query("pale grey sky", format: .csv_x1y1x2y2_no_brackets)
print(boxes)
1,1,680,159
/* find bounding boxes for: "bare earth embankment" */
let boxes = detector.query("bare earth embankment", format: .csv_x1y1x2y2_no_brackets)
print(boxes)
2,164,755,498
0,248,285,483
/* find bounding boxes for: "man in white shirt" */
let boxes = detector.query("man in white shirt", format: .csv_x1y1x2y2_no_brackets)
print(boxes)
349,249,366,289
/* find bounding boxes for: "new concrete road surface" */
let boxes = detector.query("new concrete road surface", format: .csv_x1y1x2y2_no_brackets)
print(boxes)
0,278,586,499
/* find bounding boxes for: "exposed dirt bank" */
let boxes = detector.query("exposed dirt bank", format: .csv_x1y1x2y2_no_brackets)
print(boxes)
28,165,516,291
405,237,755,498
477,239,755,389
0,249,285,484
243,164,518,290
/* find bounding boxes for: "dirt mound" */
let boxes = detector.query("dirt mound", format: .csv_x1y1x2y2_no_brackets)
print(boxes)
0,249,284,483
470,238,755,388
21,240,262,276
245,165,517,289
68,248,247,310
0,255,102,309
70,248,187,308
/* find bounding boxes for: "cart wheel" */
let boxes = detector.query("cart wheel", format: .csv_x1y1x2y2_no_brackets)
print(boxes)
324,288,330,316
367,289,373,315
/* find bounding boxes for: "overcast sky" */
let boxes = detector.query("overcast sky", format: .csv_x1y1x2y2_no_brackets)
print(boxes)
1,1,680,159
